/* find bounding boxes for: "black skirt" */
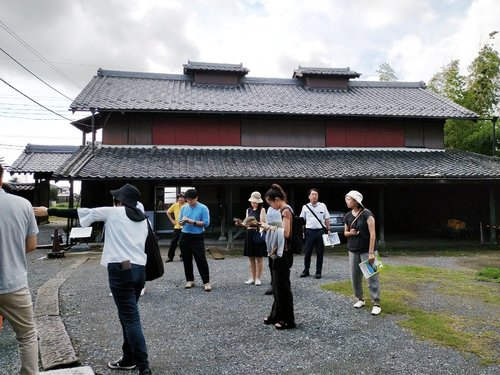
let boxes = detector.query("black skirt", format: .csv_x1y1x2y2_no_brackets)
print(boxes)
243,229,267,257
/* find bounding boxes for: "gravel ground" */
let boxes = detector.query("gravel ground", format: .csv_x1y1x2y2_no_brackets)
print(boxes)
1,227,499,375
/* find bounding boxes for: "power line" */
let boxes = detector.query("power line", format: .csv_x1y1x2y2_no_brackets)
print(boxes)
1,47,73,100
0,77,92,128
0,114,65,120
0,19,82,89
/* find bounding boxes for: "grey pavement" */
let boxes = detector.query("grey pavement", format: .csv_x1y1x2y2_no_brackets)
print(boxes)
1,233,499,374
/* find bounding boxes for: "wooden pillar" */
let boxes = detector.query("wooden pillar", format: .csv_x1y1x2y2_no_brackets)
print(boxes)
90,108,96,153
67,178,75,245
378,187,386,247
218,186,227,241
227,185,234,249
489,186,497,244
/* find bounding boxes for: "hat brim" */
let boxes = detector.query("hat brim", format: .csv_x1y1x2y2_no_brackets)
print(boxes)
248,198,263,203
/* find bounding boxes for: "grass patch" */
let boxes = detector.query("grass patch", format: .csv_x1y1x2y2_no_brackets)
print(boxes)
322,264,500,365
477,268,500,283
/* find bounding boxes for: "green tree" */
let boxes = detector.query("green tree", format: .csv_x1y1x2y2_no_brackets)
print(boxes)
376,62,398,81
50,186,59,201
428,42,500,155
463,44,500,117
428,60,465,103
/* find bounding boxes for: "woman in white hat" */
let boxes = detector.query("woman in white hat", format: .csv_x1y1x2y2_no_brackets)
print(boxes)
344,190,381,316
235,191,267,285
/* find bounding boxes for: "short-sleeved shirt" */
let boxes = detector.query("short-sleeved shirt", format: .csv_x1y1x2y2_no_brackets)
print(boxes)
0,189,39,294
78,206,148,266
300,202,329,229
167,201,186,229
180,202,210,234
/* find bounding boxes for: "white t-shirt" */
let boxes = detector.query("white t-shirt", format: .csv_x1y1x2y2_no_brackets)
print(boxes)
78,206,148,266
0,189,39,294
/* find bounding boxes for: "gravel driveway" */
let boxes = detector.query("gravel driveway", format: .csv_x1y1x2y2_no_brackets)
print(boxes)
1,246,499,375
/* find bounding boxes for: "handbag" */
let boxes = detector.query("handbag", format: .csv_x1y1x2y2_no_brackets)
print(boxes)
252,228,266,244
144,220,164,281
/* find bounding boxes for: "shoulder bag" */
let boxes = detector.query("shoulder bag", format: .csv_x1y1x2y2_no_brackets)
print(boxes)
306,204,328,232
144,220,164,281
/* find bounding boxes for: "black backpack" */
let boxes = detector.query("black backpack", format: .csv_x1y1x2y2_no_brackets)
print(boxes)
281,206,304,254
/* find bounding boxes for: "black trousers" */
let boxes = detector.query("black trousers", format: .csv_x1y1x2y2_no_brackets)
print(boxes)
303,228,325,273
268,253,294,325
167,228,182,260
179,233,210,284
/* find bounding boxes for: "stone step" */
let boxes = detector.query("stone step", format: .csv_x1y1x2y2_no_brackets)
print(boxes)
40,366,94,375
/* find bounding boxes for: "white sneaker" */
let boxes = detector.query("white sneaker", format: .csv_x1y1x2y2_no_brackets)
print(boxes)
184,281,195,289
254,279,262,286
371,305,381,315
244,278,254,285
203,283,212,292
353,300,365,308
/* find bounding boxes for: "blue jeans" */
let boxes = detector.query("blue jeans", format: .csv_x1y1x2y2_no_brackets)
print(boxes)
108,263,148,370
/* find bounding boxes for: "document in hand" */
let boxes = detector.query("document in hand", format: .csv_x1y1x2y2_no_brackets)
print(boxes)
359,251,384,279
322,232,341,247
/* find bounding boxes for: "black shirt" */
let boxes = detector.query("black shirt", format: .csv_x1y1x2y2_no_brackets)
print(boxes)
344,209,374,253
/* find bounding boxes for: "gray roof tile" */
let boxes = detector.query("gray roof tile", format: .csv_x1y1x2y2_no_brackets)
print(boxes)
55,145,500,181
183,61,249,74
10,144,81,174
293,66,361,78
71,70,477,119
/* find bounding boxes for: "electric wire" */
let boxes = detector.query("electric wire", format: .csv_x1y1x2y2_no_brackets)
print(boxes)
0,77,92,128
0,47,73,100
0,19,82,89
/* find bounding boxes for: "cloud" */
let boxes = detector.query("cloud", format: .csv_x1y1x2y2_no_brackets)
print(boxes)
1,0,500,166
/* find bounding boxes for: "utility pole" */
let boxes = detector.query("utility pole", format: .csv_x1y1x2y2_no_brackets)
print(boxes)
494,116,499,157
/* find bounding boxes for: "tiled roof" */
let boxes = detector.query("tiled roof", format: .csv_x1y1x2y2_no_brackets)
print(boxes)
8,183,35,192
55,145,500,181
10,144,81,174
293,66,361,78
183,61,249,74
70,69,477,119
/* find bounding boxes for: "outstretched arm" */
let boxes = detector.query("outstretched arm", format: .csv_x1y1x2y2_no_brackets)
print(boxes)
33,206,78,218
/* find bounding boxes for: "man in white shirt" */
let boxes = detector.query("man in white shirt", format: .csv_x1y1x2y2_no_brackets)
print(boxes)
299,188,330,279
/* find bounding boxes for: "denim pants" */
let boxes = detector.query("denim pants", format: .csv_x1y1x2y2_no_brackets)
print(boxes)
303,228,325,273
179,233,210,284
348,251,381,304
0,286,39,375
108,263,148,371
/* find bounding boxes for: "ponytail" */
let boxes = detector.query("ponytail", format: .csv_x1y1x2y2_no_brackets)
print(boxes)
265,183,287,202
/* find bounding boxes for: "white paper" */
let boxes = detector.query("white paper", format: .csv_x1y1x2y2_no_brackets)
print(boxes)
69,227,93,239
358,252,384,279
322,232,341,247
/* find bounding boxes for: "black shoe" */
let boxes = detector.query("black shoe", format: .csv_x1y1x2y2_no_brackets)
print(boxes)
300,270,309,278
139,368,152,375
315,273,322,279
108,358,136,370
264,287,273,295
165,258,173,263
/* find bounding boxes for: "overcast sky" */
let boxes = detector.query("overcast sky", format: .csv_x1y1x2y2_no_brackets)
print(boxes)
1,0,499,179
